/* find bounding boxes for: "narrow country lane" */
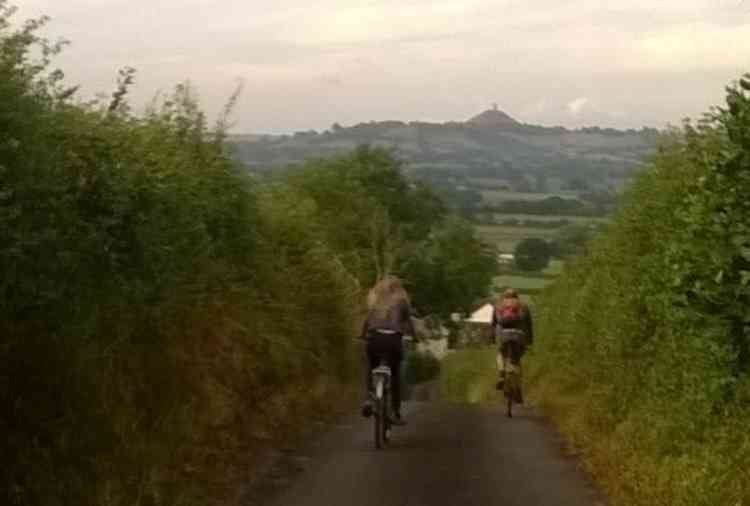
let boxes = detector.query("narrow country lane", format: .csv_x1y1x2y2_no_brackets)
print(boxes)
243,401,605,506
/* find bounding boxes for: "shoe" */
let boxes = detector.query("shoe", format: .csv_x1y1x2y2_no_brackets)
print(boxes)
361,401,373,418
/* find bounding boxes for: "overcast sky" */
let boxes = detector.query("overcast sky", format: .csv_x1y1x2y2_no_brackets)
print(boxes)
17,0,750,133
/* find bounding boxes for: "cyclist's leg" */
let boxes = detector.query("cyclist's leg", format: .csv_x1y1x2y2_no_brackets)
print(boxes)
362,335,382,417
510,340,524,404
496,338,510,389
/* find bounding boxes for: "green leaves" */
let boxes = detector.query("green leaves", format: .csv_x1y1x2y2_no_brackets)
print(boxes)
514,237,553,271
281,146,494,317
402,216,498,317
286,146,447,285
526,73,750,506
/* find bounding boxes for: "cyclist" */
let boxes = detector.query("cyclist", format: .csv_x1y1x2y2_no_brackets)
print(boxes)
492,288,533,401
360,275,415,425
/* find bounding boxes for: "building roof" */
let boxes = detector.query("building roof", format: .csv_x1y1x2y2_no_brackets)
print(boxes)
466,303,494,324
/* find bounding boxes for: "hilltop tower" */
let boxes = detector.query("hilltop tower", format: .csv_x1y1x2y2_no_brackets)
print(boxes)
468,106,519,128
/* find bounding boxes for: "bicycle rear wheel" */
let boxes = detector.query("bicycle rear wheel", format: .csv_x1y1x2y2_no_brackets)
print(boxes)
374,377,385,449
383,389,391,444
504,371,518,418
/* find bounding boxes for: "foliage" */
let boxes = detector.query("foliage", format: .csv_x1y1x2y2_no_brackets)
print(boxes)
229,115,655,194
528,74,750,506
548,223,599,258
403,350,441,385
402,216,499,316
0,6,502,504
427,178,484,216
285,148,498,316
438,348,501,403
482,195,605,217
514,237,553,271
0,7,360,505
285,145,446,285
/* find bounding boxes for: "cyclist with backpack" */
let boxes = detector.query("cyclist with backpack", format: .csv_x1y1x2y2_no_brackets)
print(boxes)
360,275,415,425
492,288,533,399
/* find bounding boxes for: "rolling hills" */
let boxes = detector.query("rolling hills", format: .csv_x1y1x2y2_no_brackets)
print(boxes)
229,107,658,193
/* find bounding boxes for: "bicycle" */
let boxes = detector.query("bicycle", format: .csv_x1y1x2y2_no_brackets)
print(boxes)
498,330,524,418
368,335,413,449
370,359,393,449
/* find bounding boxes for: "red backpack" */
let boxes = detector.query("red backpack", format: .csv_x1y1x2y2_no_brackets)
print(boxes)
497,300,522,324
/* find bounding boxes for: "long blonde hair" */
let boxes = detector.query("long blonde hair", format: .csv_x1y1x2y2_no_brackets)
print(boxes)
367,275,409,315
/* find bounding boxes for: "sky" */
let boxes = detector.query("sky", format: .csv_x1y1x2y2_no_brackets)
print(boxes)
16,0,750,133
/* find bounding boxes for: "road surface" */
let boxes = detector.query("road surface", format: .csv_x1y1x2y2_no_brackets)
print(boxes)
242,401,604,506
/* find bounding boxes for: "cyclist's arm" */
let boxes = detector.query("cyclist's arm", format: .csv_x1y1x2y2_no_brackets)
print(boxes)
359,312,371,340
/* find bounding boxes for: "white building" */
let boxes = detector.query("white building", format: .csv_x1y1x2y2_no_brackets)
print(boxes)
466,303,494,324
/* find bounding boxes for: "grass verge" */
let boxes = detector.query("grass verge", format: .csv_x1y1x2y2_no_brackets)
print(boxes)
438,348,502,403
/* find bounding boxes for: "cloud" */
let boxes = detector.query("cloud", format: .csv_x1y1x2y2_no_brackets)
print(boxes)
630,21,750,71
14,0,750,132
567,98,589,116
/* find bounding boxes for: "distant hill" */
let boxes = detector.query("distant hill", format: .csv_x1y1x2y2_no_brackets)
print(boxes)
467,106,520,127
228,108,659,192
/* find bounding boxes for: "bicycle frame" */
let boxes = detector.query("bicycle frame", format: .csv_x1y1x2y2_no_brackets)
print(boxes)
499,336,523,418
371,362,392,449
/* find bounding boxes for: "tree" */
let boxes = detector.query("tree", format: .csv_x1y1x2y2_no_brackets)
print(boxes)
564,177,591,191
402,217,498,317
550,224,597,258
287,145,446,284
514,238,553,271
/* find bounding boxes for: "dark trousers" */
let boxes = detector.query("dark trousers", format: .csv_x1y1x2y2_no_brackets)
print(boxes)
365,331,403,415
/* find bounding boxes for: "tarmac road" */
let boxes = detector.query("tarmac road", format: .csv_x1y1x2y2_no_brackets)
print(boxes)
243,400,604,506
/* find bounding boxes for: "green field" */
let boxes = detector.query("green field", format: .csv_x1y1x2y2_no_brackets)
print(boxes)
494,260,564,302
466,177,512,189
494,274,551,291
439,348,501,403
477,226,566,300
544,259,565,276
476,224,558,252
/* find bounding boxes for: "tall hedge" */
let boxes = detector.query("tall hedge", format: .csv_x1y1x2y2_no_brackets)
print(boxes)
0,7,360,504
529,76,750,506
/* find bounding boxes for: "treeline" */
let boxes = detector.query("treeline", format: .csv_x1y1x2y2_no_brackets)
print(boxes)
0,7,496,506
497,218,588,228
480,195,607,217
529,75,750,505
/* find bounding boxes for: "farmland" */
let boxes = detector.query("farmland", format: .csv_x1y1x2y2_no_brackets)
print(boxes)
479,189,580,204
476,224,559,252
490,213,607,224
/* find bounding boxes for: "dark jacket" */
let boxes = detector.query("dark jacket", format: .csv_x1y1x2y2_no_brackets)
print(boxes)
361,299,415,338
492,303,534,346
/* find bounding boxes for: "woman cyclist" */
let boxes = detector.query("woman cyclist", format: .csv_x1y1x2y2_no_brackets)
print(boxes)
360,275,415,425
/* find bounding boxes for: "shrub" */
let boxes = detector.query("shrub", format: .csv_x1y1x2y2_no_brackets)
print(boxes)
528,74,750,506
403,350,441,384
